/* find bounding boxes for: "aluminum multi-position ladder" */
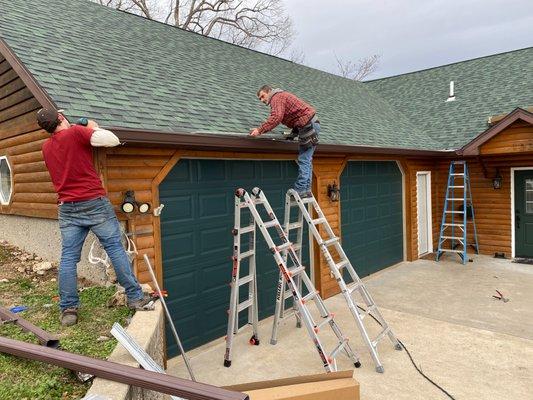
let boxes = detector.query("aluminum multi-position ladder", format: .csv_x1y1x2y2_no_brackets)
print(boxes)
436,161,479,264
273,189,402,373
224,187,361,372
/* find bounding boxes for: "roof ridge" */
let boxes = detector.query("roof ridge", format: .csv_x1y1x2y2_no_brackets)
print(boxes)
365,46,533,83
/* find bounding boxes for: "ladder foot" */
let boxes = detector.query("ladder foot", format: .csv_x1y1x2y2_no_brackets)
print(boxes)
270,339,277,345
354,361,361,369
249,335,260,346
296,321,302,328
376,366,384,373
395,343,403,351
223,359,232,368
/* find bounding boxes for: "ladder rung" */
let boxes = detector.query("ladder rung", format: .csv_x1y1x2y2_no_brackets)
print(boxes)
287,222,303,230
443,223,464,227
347,281,361,294
238,250,255,260
447,198,465,201
360,304,377,320
288,266,306,277
441,236,464,240
449,186,464,188
439,249,464,253
237,299,253,313
445,211,464,213
335,260,349,270
239,225,255,234
276,242,292,252
314,314,333,332
283,290,293,300
302,290,318,303
321,237,339,247
371,326,391,348
238,274,254,286
329,338,349,359
311,218,326,225
263,220,279,228
452,161,465,164
451,173,465,176
300,196,315,204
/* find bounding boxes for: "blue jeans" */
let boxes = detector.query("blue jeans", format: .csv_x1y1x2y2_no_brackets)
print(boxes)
294,121,320,193
58,197,143,311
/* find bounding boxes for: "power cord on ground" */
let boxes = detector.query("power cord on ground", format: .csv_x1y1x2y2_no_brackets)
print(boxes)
356,305,456,400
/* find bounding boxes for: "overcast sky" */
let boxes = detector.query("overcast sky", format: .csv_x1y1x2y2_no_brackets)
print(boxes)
284,0,533,80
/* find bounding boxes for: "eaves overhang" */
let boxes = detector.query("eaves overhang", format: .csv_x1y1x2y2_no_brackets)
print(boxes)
459,108,533,156
113,127,455,157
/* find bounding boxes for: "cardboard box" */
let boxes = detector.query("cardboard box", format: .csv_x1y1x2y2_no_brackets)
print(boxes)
224,370,359,400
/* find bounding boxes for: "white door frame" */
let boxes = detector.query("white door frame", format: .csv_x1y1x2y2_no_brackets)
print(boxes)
416,171,433,256
510,167,533,258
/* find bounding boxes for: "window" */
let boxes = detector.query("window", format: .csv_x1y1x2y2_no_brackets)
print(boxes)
526,179,533,214
0,156,13,205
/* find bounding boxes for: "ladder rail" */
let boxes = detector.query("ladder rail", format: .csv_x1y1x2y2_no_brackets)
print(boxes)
283,189,401,373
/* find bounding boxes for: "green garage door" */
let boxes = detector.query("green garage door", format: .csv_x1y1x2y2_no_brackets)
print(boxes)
160,159,308,356
341,161,403,278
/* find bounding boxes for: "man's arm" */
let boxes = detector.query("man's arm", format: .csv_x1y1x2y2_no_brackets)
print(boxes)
250,96,285,136
85,120,120,147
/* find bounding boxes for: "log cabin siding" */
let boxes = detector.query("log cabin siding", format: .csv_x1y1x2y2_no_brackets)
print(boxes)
480,121,533,155
0,55,53,218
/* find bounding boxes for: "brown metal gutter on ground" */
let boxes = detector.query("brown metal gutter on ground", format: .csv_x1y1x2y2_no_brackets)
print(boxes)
0,306,59,348
112,127,455,157
0,336,248,400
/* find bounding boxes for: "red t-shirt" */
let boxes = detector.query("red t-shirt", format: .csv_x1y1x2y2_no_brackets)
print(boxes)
42,125,106,202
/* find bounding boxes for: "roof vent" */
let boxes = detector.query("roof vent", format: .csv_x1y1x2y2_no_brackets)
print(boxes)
446,81,456,102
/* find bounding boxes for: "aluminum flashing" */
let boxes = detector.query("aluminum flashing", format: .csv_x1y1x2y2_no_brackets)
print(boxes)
0,336,248,400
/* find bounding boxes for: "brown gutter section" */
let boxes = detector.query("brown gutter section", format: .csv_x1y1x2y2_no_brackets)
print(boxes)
460,107,533,156
113,127,454,157
0,336,248,400
0,37,56,110
0,306,59,348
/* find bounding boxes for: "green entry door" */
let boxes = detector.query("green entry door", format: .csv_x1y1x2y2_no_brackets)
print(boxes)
340,161,403,277
159,159,308,356
514,170,533,258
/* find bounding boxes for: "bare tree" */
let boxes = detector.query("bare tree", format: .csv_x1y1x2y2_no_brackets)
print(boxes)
335,53,381,81
288,48,306,64
94,0,294,55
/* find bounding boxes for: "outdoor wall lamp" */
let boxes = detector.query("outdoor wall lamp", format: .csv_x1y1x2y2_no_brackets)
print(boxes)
121,190,151,213
327,182,340,202
492,169,503,190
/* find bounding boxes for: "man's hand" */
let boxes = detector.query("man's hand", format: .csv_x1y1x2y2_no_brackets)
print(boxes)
86,120,99,129
249,128,261,137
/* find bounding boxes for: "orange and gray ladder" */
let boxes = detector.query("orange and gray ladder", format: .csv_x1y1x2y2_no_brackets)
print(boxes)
223,190,260,368
274,189,402,373
436,161,479,264
224,187,361,372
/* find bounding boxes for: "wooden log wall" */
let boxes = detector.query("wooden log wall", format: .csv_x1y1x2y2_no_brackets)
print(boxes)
0,55,54,218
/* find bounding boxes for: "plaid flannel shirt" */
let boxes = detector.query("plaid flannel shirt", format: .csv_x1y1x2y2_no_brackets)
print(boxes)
258,91,315,134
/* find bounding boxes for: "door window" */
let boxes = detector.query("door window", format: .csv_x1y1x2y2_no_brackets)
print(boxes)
526,179,533,213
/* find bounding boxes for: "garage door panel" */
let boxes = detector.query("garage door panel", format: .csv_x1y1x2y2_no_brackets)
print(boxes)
162,159,307,354
341,161,403,278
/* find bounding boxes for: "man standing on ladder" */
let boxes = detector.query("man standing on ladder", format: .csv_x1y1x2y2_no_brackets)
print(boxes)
250,85,319,198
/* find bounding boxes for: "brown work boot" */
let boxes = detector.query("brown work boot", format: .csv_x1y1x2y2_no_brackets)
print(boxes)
127,293,155,311
61,308,78,326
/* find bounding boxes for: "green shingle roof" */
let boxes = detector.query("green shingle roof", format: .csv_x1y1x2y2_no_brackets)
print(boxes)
0,0,442,151
366,48,533,149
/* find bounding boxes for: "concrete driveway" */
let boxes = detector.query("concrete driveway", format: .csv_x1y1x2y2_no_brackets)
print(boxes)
168,255,533,399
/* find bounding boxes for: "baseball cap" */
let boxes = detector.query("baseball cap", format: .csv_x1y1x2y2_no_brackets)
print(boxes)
36,108,64,133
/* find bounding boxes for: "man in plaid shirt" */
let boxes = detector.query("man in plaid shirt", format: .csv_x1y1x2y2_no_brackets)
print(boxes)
250,85,320,198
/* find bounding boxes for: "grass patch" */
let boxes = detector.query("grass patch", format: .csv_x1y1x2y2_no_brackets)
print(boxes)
0,279,133,399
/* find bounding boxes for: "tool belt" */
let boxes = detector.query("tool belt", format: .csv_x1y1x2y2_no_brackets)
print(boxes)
287,115,319,150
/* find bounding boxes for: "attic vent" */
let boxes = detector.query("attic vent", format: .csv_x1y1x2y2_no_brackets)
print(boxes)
446,81,456,102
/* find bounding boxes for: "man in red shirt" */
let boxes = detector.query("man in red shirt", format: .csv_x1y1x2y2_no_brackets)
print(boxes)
250,85,320,197
37,108,152,326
